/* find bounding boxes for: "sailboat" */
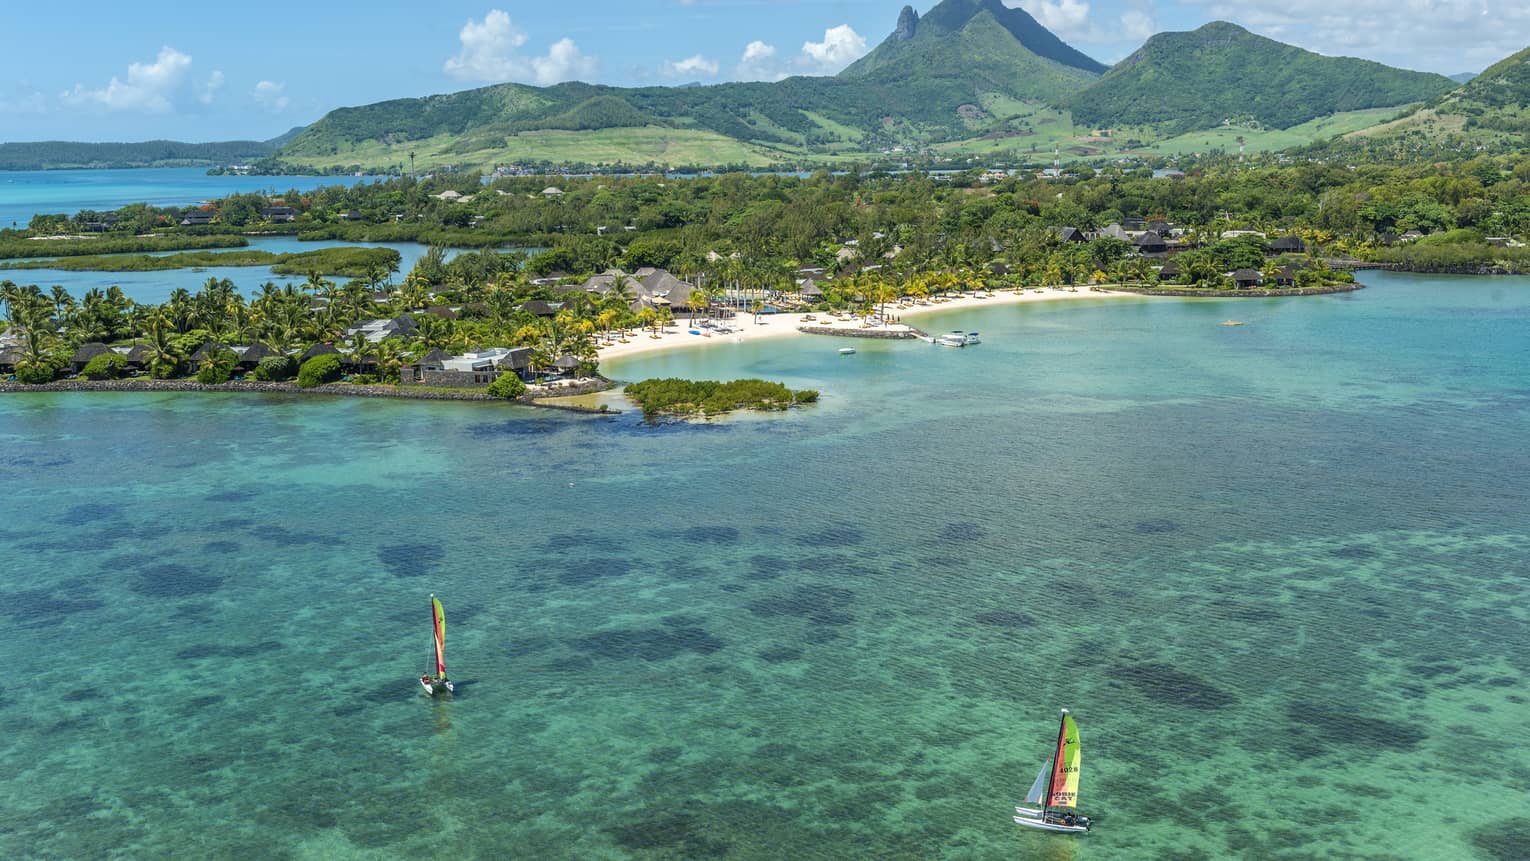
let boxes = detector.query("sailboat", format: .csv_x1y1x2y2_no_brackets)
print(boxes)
420,595,455,697
1014,708,1090,833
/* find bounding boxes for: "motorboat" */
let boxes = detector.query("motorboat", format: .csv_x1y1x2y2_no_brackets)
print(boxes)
838,347,856,355
935,330,980,347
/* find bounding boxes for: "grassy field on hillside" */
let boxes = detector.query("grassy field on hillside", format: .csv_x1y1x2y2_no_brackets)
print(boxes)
281,126,792,171
932,105,1415,161
1142,106,1416,155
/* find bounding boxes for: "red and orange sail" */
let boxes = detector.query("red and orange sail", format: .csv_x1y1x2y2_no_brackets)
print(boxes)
1047,711,1081,808
432,596,447,678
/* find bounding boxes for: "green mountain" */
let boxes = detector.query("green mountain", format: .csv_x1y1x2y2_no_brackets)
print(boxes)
1067,21,1456,135
1341,45,1530,150
842,0,1104,101
278,0,1104,170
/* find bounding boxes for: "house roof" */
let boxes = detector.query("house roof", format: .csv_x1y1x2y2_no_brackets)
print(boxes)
189,342,230,362
636,269,695,307
71,342,113,364
1158,261,1182,276
1268,236,1306,251
237,343,278,364
1232,268,1264,280
1134,231,1166,246
118,345,153,363
0,348,22,366
519,299,561,316
552,354,581,370
417,348,450,367
300,343,342,361
800,279,824,297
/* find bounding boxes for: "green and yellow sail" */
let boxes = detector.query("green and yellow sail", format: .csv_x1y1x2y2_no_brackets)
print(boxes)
432,596,447,679
1047,711,1081,808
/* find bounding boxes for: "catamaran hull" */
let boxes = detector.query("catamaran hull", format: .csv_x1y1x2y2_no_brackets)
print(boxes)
1013,814,1089,834
421,680,435,696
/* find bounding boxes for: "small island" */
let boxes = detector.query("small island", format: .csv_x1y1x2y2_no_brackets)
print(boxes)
624,378,818,419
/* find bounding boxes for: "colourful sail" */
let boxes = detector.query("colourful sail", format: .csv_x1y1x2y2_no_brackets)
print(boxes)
1047,711,1081,809
432,596,446,678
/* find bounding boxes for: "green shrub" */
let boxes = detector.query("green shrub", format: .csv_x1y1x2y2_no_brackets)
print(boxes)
15,362,56,385
195,348,237,385
297,354,342,388
487,371,527,399
80,352,128,380
252,355,297,382
352,373,379,385
624,377,816,418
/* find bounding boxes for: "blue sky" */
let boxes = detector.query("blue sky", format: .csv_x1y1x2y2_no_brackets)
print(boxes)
4,0,1528,142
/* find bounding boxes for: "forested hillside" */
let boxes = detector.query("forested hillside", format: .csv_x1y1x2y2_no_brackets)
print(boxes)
0,140,278,170
1068,22,1454,135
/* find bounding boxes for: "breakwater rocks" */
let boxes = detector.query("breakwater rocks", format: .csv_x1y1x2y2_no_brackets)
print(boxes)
0,377,619,410
1108,283,1367,298
797,326,918,339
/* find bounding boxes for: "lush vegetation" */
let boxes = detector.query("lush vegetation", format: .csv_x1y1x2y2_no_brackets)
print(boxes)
196,348,238,385
0,140,277,171
80,352,127,380
297,354,342,388
1371,230,1530,273
0,233,247,260
0,246,400,278
624,378,819,418
487,371,528,399
1323,45,1530,161
252,355,298,382
6,155,1530,390
1067,22,1454,135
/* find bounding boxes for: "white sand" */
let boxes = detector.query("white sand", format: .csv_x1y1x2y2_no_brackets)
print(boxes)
596,287,1132,362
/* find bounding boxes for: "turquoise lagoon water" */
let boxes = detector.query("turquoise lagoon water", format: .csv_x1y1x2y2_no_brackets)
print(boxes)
0,167,378,231
3,237,474,306
1,271,1528,859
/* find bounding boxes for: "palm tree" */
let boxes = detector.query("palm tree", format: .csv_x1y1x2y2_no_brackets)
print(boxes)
50,285,75,322
687,289,708,325
142,316,181,379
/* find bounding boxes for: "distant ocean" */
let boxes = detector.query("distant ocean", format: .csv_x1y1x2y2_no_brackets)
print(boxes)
2,272,1527,859
0,167,377,230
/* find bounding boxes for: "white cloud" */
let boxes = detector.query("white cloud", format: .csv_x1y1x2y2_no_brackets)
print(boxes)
1012,0,1092,38
735,40,785,81
253,80,290,112
1177,0,1530,73
198,70,225,105
1119,1,1157,42
61,46,196,113
799,24,867,73
444,10,528,80
444,10,596,85
661,54,720,79
529,38,596,85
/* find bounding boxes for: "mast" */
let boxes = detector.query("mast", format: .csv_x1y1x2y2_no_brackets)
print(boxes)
1045,708,1070,821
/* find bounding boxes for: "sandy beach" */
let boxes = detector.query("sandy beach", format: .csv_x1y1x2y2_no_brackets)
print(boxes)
596,286,1132,362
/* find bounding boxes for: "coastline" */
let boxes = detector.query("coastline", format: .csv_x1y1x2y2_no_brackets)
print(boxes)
597,286,1137,363
0,376,617,409
1106,282,1366,298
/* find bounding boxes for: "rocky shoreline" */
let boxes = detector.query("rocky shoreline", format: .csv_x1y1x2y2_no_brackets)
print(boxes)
796,325,919,339
0,376,620,410
1106,282,1367,298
